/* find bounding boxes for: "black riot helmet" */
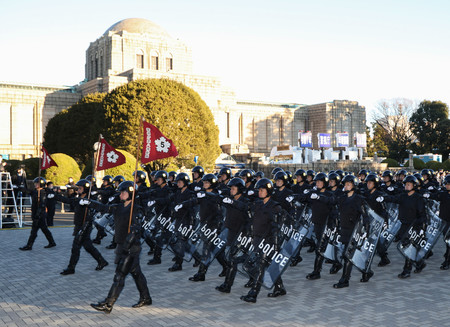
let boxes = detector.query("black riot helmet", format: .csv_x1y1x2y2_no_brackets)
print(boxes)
413,173,425,187
227,177,245,194
255,171,265,179
33,177,46,188
85,175,96,184
168,171,177,181
175,172,190,187
274,171,288,186
313,172,329,189
76,179,91,193
306,170,316,179
112,175,125,185
239,169,254,183
271,167,284,177
365,173,381,188
396,169,408,179
342,175,358,191
382,170,394,181
255,178,275,197
155,170,168,183
403,175,418,189
358,169,368,178
443,174,450,185
294,169,307,181
218,167,232,181
117,181,134,200
102,175,113,185
335,170,344,180
202,173,219,189
133,170,147,183
192,166,205,179
285,171,293,185
328,172,341,187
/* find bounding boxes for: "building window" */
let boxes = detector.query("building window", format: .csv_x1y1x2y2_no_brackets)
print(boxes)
279,116,284,145
136,49,144,69
151,50,159,70
166,53,173,71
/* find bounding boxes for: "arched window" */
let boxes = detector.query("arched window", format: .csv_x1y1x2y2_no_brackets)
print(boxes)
151,50,159,70
136,49,144,69
166,53,173,71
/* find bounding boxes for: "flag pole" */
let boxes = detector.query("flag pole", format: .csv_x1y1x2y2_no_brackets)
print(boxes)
82,134,102,225
129,117,143,233
37,143,42,206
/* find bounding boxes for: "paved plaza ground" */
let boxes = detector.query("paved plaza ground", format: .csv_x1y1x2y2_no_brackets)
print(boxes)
1,213,450,327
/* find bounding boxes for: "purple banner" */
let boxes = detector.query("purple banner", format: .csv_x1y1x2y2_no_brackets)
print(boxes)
300,132,313,148
336,133,349,147
318,133,331,148
355,133,367,148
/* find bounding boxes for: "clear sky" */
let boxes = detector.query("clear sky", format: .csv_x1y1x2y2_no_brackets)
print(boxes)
1,0,449,121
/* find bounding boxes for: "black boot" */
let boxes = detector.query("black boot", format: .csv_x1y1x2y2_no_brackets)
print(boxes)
414,261,426,273
244,278,254,288
216,282,231,293
378,254,391,267
132,298,152,308
193,259,200,267
19,245,32,251
240,289,258,303
106,242,117,249
168,263,182,271
333,259,352,288
360,270,374,282
147,256,161,265
267,278,286,297
330,262,343,274
60,267,75,275
189,265,206,282
96,259,109,271
290,255,303,267
91,300,113,313
306,255,324,280
216,265,236,293
424,250,433,260
44,242,56,248
398,260,412,279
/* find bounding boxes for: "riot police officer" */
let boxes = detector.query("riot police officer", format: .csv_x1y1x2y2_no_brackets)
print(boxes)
90,181,151,313
19,177,56,251
240,178,285,303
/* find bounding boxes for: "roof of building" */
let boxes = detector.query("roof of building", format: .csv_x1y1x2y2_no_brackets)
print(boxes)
104,18,170,38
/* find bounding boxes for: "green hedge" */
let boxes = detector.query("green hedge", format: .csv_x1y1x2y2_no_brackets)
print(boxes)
42,153,82,186
381,158,399,167
22,158,40,179
426,160,443,171
443,159,450,171
404,158,426,170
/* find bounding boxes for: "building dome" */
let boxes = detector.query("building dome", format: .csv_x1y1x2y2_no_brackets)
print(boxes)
104,18,170,37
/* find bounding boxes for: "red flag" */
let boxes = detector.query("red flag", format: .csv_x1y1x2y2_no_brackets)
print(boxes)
96,138,126,171
141,121,178,164
41,147,58,170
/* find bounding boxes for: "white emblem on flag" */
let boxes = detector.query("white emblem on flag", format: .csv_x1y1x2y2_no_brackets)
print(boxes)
155,137,170,153
106,151,119,163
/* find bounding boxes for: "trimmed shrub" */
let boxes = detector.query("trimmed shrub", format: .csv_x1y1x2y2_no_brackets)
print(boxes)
42,153,82,186
426,160,443,171
381,158,399,167
404,158,426,170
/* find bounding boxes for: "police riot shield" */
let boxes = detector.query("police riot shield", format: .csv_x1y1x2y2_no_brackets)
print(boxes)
167,221,200,262
93,212,115,236
191,224,229,266
397,206,445,264
445,228,450,247
345,207,384,273
377,202,401,254
152,213,177,249
321,225,345,264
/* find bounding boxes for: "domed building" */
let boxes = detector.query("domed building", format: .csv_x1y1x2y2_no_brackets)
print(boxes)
0,18,366,160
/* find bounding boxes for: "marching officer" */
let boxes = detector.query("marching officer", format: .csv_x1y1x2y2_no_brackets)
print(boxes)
19,177,56,251
90,181,151,313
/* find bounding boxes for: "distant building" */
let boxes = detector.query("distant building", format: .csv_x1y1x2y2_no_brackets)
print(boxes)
0,18,366,159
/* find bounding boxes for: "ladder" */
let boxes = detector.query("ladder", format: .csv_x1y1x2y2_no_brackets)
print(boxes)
0,172,21,228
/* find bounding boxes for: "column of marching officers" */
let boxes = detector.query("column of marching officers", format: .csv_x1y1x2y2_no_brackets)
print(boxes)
18,166,450,312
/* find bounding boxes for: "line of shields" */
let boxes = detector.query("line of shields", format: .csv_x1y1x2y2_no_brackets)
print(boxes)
397,199,445,266
237,204,315,289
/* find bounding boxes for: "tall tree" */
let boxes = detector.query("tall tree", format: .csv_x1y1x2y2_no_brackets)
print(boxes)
370,122,389,157
373,98,416,162
409,100,449,156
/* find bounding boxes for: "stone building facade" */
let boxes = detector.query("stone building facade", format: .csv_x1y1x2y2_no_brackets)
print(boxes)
0,18,366,160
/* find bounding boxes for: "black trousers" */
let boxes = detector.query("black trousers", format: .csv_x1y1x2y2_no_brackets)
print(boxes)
26,216,54,246
106,246,150,305
46,205,55,226
68,226,104,269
